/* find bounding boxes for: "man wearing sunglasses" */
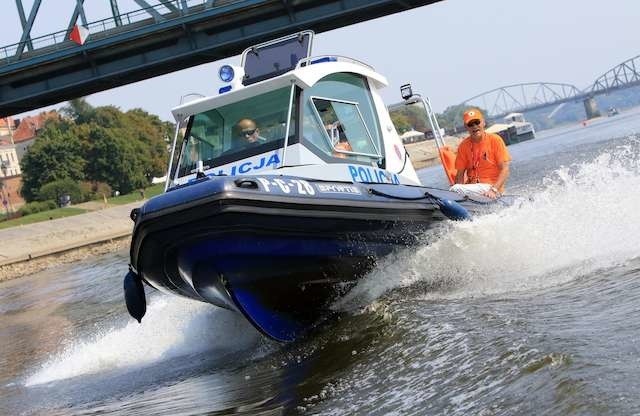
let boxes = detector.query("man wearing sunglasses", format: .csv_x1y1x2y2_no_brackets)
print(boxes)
450,109,511,199
233,118,266,148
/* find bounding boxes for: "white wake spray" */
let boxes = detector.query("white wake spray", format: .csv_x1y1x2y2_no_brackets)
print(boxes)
25,296,259,386
341,139,640,305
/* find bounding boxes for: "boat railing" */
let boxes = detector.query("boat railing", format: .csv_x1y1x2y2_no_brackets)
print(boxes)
296,55,375,71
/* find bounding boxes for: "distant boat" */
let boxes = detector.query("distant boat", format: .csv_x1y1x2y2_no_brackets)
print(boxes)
607,107,620,117
399,129,425,144
486,112,535,145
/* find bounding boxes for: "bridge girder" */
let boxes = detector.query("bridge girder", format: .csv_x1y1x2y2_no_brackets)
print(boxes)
461,82,583,119
0,0,442,117
590,54,640,94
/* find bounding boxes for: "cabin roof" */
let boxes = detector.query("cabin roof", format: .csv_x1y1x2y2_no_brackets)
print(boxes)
503,112,523,118
171,59,388,122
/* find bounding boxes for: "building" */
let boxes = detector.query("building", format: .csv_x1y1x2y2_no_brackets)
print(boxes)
0,117,23,211
0,111,59,211
12,111,58,161
399,129,426,144
0,117,14,136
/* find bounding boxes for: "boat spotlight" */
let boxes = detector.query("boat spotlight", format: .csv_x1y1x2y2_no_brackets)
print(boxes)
219,65,235,82
400,83,413,100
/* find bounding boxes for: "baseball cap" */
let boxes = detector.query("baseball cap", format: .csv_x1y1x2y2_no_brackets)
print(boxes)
462,109,484,125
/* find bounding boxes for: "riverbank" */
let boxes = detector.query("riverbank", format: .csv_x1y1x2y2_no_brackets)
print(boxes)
0,237,130,282
0,201,142,282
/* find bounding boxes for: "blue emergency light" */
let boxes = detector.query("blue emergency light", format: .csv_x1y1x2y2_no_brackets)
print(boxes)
219,65,235,83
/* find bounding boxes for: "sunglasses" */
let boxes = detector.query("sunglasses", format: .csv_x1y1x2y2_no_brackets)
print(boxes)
240,128,257,136
466,120,482,128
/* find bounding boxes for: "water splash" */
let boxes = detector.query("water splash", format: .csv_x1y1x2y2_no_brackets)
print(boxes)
342,139,640,305
24,296,259,386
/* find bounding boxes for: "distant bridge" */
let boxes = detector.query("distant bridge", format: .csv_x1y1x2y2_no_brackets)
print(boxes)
461,82,583,119
589,54,640,95
461,53,640,119
0,0,442,117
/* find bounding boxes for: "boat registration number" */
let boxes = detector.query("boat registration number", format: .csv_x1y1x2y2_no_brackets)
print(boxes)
257,178,316,195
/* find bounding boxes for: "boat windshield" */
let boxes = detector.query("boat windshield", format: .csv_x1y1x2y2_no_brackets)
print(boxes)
176,86,295,177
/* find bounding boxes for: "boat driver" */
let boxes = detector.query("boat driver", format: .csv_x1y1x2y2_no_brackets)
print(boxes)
233,118,267,149
450,109,511,199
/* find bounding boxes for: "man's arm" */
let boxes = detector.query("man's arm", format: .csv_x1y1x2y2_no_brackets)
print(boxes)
455,169,466,184
492,161,510,192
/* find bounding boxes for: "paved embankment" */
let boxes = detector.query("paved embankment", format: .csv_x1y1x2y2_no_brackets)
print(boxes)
0,201,142,267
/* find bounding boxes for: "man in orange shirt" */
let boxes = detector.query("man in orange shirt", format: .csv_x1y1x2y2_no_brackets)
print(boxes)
450,108,511,199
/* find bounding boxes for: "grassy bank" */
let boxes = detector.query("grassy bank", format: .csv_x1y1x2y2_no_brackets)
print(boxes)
107,183,165,205
0,183,165,230
0,207,88,230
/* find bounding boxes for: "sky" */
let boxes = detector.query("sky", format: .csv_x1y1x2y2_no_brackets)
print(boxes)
1,0,640,121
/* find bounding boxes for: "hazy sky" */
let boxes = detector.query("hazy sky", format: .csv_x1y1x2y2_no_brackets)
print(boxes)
2,0,640,120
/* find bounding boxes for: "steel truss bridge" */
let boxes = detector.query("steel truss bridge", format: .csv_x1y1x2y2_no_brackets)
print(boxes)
0,0,442,117
462,53,640,119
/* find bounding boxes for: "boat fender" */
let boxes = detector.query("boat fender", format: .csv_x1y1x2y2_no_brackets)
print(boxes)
367,187,471,221
430,195,471,221
123,268,146,323
130,208,140,222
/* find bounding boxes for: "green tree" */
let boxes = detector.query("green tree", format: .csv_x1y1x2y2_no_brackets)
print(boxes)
407,106,428,132
20,124,86,201
84,127,148,194
390,112,412,134
38,179,83,204
62,97,95,124
22,102,171,201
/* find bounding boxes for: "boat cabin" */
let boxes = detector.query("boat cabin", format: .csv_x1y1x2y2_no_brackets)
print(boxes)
166,31,419,190
503,112,526,123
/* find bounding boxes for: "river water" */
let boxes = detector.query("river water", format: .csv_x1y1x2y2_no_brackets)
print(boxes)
3,109,640,415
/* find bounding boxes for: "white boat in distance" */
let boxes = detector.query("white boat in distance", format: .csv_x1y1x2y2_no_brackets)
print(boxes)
486,112,535,145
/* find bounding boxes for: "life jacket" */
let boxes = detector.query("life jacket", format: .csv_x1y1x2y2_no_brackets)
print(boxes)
439,145,457,185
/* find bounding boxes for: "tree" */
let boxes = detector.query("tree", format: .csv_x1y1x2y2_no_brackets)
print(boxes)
21,102,171,201
390,112,412,134
62,97,95,124
38,179,83,204
84,127,148,194
20,123,86,201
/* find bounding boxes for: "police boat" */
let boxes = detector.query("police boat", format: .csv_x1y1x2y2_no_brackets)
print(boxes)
123,31,483,342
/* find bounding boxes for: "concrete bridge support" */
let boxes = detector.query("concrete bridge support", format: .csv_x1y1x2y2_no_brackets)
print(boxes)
583,97,601,119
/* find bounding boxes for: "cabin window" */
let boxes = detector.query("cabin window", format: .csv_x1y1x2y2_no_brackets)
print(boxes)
302,73,383,163
177,86,296,177
309,97,378,158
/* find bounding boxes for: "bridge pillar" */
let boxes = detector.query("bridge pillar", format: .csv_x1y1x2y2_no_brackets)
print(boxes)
583,97,601,119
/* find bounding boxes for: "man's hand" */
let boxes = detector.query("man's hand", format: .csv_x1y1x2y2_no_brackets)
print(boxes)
483,186,501,199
